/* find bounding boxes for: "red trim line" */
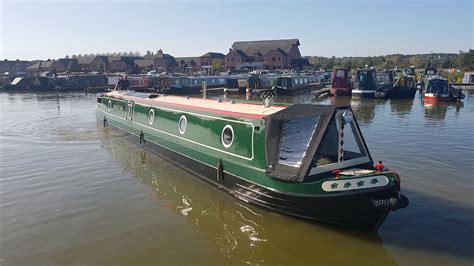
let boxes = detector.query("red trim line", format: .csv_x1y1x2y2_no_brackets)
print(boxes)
423,96,450,102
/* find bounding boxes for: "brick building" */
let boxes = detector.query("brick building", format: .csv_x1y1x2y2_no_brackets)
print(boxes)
134,59,155,72
225,39,302,70
153,49,178,72
200,52,225,68
77,56,108,72
175,57,200,73
26,60,66,73
0,59,31,74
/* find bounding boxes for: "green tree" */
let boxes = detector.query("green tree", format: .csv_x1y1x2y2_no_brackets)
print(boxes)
212,59,222,72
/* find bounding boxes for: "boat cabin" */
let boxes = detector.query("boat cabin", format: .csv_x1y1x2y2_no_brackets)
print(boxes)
331,68,351,88
276,75,319,89
172,76,226,88
462,72,474,84
225,75,249,89
265,105,372,182
424,76,449,95
377,71,394,86
355,69,377,90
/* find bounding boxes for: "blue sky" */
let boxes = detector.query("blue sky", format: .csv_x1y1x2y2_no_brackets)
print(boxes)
1,0,472,60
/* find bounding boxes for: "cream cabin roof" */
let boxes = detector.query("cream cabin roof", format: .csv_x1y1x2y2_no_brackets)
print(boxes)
105,91,286,118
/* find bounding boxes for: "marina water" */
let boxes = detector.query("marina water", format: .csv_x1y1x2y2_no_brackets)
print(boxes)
0,91,473,265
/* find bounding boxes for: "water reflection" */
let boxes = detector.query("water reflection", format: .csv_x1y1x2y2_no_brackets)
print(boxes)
389,98,414,118
422,99,464,123
349,97,387,125
1,91,473,265
100,128,399,265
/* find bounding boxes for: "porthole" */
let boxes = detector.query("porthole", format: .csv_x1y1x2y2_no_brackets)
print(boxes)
148,109,155,125
221,125,234,148
108,100,111,112
178,115,187,134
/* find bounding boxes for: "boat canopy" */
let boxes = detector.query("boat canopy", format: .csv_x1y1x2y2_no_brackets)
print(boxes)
425,78,449,94
265,105,372,182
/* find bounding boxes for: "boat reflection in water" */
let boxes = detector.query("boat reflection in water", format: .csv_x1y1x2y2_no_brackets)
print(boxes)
100,130,398,265
349,96,387,125
389,97,415,118
422,98,464,122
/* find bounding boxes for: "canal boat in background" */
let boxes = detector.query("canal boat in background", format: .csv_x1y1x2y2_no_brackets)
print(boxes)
422,75,464,102
418,66,438,89
329,68,353,96
163,76,227,95
352,68,377,97
462,72,474,85
224,75,249,94
97,91,409,230
56,74,109,91
272,74,320,95
2,76,56,92
375,69,417,99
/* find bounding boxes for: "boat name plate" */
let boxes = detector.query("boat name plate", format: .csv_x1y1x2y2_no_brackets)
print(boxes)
322,175,389,192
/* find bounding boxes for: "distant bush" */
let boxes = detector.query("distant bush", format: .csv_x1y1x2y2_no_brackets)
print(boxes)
305,50,473,71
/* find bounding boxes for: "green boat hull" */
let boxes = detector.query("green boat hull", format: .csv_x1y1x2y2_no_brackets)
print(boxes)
97,93,408,230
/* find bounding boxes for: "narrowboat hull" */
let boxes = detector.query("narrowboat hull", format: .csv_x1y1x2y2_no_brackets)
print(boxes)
352,89,375,98
97,91,407,230
374,85,417,99
104,120,400,230
273,84,319,96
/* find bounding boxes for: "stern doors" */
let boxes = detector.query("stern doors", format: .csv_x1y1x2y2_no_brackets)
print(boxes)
126,101,134,120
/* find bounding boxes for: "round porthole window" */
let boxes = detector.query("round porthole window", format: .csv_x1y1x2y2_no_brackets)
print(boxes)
178,115,187,134
221,125,234,148
108,100,112,112
148,109,155,125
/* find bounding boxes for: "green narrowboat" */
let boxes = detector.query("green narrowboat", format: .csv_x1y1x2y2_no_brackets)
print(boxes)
96,91,408,230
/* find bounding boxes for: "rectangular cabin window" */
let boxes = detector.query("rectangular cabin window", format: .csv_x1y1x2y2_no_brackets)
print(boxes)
335,70,346,78
278,115,320,167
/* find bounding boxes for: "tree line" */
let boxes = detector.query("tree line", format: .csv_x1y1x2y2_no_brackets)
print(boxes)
64,51,142,59
304,50,473,71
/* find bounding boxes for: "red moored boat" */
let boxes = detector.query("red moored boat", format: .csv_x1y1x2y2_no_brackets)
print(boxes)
329,68,353,96
422,75,464,102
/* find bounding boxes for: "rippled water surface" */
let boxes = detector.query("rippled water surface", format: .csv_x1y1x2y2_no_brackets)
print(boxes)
1,91,473,266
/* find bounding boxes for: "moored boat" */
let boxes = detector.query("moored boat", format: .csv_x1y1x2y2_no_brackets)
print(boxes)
163,76,227,95
97,91,409,230
422,75,464,102
56,74,109,91
2,76,56,92
329,68,353,96
374,69,417,99
272,75,320,95
352,68,377,98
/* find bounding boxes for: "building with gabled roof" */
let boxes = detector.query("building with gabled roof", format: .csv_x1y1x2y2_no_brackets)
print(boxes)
134,59,155,72
176,57,201,73
26,60,66,73
0,59,31,74
200,52,225,71
225,39,302,70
